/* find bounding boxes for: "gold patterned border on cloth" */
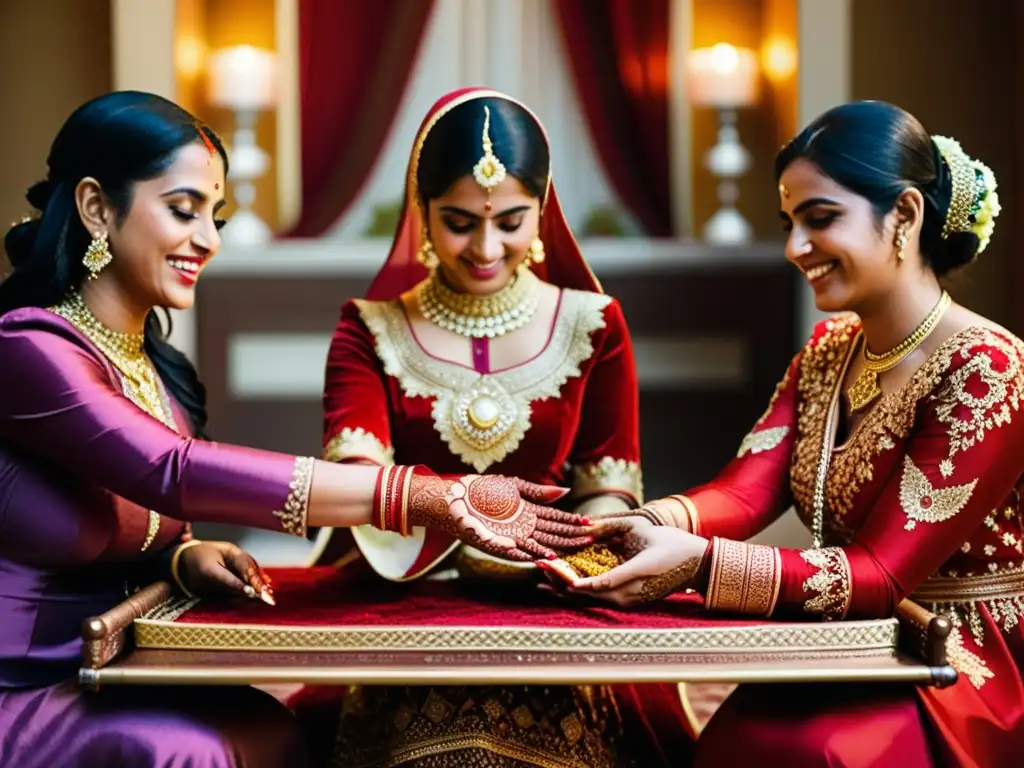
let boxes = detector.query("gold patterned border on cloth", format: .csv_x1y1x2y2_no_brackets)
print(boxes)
910,567,1024,603
133,597,899,654
911,567,1024,647
323,426,395,465
570,457,644,505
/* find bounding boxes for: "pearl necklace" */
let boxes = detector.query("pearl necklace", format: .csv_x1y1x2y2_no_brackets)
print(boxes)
418,267,540,339
50,292,173,552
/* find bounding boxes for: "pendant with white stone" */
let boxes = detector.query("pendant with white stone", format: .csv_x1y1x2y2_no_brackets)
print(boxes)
467,395,501,429
452,378,518,453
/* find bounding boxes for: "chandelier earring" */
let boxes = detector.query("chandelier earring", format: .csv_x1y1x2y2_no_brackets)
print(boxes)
526,234,545,266
894,223,909,262
417,224,439,269
83,231,112,279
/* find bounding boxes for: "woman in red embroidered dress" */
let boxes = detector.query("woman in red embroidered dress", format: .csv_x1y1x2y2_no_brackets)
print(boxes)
292,88,689,767
567,101,1024,767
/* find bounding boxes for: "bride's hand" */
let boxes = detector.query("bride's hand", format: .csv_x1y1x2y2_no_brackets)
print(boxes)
406,473,595,561
566,519,710,607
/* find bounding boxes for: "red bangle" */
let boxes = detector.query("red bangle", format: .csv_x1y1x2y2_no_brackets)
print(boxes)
372,467,387,531
373,465,417,536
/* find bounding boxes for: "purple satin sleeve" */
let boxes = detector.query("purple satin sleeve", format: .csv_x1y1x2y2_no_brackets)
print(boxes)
0,309,313,537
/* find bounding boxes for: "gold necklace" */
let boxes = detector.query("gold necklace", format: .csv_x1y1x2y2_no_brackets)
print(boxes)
418,266,540,338
846,291,952,413
50,292,173,551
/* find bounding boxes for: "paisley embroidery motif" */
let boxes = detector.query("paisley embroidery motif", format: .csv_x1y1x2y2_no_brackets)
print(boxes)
736,426,789,458
357,290,611,472
898,455,978,531
944,623,994,689
932,329,1024,465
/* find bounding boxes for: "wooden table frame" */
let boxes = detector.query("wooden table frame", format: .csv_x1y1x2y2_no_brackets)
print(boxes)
78,582,958,692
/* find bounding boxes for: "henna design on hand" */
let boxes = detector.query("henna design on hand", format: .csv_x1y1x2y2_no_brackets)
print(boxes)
638,556,704,602
404,472,591,562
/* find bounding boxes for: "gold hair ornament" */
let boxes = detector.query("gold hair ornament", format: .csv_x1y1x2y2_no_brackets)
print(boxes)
472,106,507,192
932,135,1001,255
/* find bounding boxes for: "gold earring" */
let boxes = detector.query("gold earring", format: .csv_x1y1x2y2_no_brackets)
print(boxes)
83,232,112,278
527,235,545,266
894,224,908,262
417,224,439,269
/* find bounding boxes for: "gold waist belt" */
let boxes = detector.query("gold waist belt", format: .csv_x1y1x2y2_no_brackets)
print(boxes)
911,569,1024,604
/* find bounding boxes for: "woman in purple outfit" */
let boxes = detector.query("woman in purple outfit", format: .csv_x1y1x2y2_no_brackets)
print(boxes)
0,91,591,768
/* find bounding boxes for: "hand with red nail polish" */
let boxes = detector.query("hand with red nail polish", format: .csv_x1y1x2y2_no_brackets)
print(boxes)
176,540,275,605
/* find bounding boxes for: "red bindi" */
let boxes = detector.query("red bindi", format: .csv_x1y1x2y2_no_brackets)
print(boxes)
214,183,220,190
484,201,492,212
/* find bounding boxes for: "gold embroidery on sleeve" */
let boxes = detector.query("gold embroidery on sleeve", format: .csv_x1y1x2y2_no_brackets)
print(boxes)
706,538,782,616
933,331,1024,465
736,426,790,458
800,548,852,620
273,456,315,537
898,455,978,531
570,457,644,504
323,426,395,465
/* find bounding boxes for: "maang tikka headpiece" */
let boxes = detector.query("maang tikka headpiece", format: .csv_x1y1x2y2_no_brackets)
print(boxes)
472,105,506,210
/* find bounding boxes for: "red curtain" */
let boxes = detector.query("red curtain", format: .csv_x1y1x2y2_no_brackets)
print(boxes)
283,0,436,238
552,0,673,237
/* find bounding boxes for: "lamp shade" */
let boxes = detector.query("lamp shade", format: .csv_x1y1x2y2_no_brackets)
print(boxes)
686,44,760,108
207,45,278,110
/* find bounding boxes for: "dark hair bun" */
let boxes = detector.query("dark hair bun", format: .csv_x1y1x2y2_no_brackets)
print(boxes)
4,219,40,269
25,180,56,212
929,231,979,277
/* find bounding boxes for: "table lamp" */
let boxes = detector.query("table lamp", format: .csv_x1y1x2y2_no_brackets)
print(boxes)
207,45,278,245
686,43,760,245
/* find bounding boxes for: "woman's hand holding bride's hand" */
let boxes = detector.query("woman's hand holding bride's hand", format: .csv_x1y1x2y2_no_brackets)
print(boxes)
582,496,693,530
406,473,595,561
567,519,710,607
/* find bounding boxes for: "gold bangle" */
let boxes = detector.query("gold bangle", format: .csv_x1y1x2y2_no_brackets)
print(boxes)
170,539,203,598
639,506,666,526
668,494,699,534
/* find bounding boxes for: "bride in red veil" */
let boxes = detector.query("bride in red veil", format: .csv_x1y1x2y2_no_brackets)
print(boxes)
295,87,693,766
366,88,603,299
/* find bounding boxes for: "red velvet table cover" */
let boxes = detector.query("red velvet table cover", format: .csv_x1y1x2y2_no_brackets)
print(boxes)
133,567,901,657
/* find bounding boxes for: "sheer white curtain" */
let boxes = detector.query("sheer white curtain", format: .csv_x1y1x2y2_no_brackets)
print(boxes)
326,0,630,240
